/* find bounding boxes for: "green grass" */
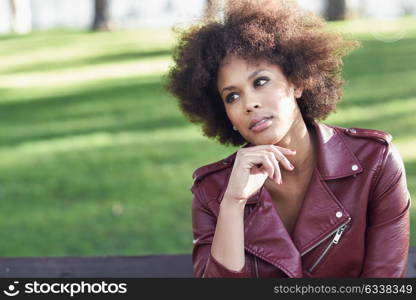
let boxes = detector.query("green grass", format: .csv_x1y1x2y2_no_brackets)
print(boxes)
0,19,415,257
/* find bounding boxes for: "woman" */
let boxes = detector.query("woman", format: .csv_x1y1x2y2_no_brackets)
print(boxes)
165,0,411,277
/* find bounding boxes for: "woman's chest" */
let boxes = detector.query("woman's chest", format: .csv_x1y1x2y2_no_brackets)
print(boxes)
270,193,304,235
264,180,308,235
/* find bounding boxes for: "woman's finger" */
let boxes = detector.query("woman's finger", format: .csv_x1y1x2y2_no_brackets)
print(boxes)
251,144,296,156
269,153,282,185
245,145,295,171
244,153,275,179
264,147,294,171
272,145,297,156
247,152,281,184
263,146,295,171
262,155,275,180
253,148,294,173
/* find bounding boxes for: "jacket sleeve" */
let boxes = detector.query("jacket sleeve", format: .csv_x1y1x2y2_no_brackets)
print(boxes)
191,184,251,278
360,143,411,277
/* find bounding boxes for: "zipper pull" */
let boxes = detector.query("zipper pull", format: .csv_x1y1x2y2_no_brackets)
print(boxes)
332,224,347,244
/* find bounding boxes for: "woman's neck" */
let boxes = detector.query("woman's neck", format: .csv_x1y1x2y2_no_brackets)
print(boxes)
274,119,317,181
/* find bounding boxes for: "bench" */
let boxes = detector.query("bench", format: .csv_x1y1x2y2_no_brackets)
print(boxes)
1,248,414,277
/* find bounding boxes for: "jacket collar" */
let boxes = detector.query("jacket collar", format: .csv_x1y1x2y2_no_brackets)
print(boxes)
218,120,359,277
311,120,363,180
221,119,363,184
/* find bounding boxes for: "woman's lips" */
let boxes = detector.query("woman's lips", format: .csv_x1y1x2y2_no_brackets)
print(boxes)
251,117,273,132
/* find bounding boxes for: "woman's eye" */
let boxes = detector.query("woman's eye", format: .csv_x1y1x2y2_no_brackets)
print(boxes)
254,77,269,87
225,93,239,103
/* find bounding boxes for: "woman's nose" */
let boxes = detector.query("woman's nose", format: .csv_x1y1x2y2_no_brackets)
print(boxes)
245,102,261,113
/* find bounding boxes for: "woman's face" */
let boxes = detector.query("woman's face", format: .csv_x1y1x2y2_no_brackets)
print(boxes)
217,55,304,146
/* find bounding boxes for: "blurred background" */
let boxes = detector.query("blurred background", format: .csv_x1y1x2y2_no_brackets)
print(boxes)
0,0,414,258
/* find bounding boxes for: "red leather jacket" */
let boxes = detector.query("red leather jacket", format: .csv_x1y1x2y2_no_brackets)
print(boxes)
191,120,411,277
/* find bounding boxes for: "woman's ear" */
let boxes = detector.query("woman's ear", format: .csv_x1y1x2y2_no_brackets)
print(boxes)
289,81,303,99
294,87,303,99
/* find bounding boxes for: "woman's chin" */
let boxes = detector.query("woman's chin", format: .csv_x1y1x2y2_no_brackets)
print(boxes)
248,134,281,146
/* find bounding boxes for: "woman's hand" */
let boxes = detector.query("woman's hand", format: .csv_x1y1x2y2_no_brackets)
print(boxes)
223,145,296,205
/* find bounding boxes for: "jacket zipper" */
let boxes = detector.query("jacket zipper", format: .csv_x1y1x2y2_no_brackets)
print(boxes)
307,222,349,273
300,217,351,257
254,256,259,278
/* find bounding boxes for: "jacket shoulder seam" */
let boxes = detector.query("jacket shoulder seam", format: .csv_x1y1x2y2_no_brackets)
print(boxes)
344,127,392,145
192,156,235,184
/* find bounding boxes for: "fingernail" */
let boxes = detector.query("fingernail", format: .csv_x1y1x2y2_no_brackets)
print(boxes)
290,164,295,170
279,179,283,184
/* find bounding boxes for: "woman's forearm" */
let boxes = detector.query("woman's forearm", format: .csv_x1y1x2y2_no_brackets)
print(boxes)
210,194,246,271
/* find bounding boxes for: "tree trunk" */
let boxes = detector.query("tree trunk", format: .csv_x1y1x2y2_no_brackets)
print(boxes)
9,0,32,34
325,0,346,21
205,0,225,19
205,0,214,18
91,0,112,31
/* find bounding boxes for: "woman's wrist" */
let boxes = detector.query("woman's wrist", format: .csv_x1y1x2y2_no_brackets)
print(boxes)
221,191,247,209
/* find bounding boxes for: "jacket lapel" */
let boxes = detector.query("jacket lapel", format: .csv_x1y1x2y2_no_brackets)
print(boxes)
242,120,361,277
291,121,357,255
244,185,303,278
290,167,352,256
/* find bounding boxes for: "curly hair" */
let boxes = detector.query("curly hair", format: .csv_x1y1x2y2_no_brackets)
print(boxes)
165,0,359,146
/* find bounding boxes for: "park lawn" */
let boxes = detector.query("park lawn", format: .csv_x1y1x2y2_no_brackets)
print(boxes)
0,19,415,257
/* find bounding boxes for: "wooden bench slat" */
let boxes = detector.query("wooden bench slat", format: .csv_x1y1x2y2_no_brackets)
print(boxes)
0,254,193,278
0,248,414,277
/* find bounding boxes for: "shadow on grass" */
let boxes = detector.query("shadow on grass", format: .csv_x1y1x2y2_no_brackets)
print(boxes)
0,34,28,41
404,158,416,186
339,37,416,109
2,49,173,74
340,88,416,110
0,137,212,256
404,159,416,246
0,77,188,146
331,105,415,141
343,37,416,79
0,31,91,56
